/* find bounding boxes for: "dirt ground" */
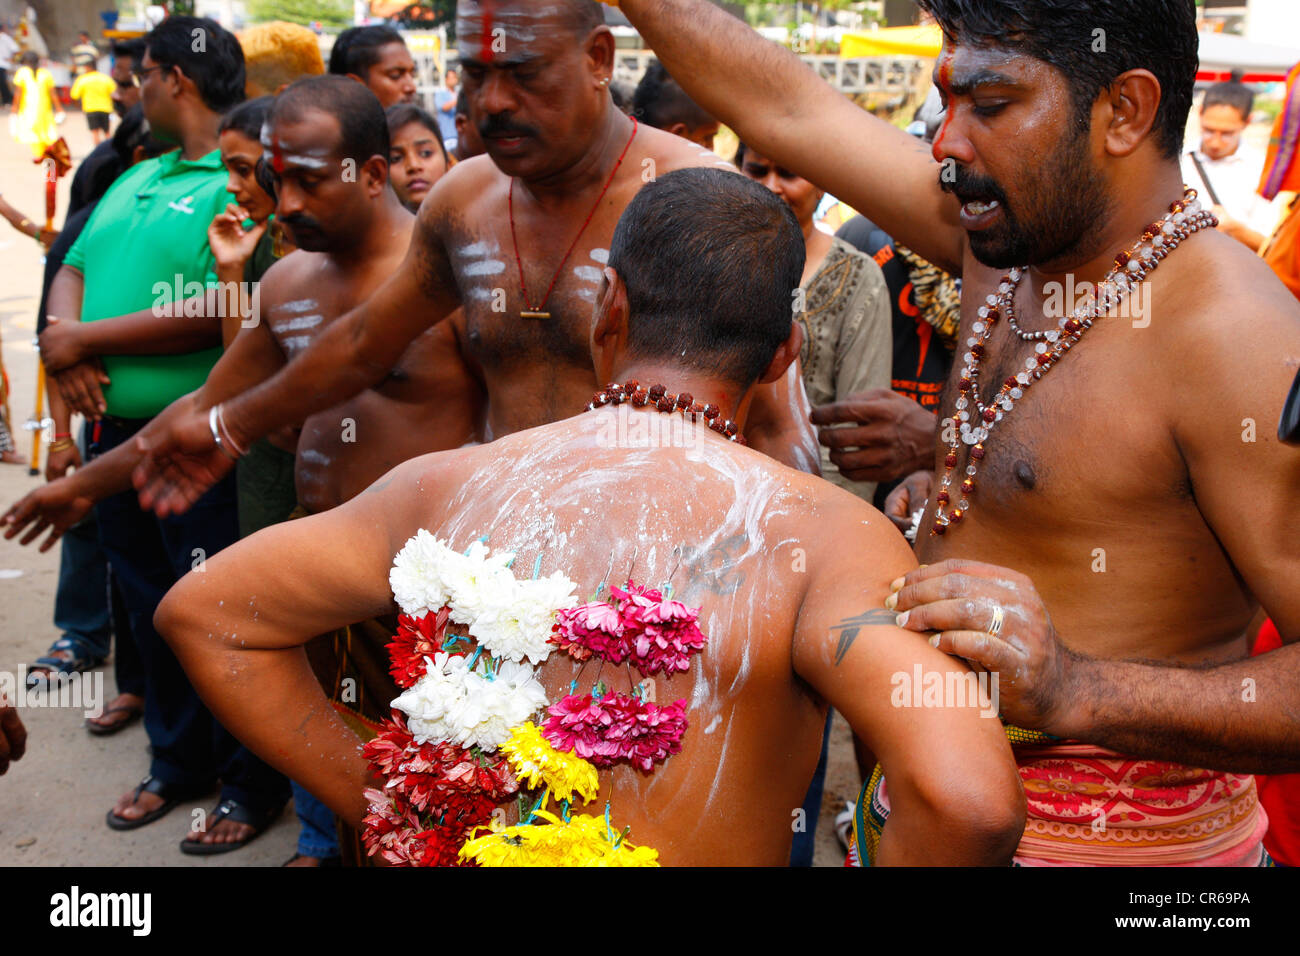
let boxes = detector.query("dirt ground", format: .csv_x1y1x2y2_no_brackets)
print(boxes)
0,115,863,867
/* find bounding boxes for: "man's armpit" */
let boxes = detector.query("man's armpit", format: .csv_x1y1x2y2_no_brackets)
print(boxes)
830,607,901,666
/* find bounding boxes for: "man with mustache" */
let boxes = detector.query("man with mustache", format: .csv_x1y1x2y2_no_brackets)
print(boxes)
611,0,1300,866
128,0,818,520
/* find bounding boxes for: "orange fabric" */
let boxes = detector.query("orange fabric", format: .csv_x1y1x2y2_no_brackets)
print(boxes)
1261,197,1300,301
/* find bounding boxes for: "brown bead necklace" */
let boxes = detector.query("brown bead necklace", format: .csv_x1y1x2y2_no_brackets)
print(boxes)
931,186,1217,536
586,380,747,445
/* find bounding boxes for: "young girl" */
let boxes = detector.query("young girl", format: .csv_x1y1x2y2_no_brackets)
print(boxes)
384,103,450,212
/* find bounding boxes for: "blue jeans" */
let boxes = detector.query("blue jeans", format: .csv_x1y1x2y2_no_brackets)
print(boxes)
91,416,288,812
51,423,112,659
790,710,833,867
292,783,339,858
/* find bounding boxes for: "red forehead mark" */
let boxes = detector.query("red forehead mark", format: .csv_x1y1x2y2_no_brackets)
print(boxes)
932,47,957,160
271,135,285,173
936,47,955,94
481,3,496,64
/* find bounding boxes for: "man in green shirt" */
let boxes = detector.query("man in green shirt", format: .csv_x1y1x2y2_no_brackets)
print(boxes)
45,16,288,856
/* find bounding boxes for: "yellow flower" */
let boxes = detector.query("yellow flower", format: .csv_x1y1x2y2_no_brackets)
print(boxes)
500,722,600,803
459,809,659,867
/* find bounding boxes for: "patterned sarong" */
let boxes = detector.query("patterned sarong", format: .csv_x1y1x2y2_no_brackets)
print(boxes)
848,727,1269,866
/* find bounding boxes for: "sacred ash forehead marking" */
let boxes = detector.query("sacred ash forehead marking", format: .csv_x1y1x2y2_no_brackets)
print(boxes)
457,1,567,58
259,122,332,171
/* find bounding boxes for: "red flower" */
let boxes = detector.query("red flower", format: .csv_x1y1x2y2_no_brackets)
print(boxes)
386,607,452,689
363,715,518,815
542,693,689,771
360,789,478,867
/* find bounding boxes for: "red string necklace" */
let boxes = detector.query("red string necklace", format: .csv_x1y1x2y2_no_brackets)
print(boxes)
509,116,638,320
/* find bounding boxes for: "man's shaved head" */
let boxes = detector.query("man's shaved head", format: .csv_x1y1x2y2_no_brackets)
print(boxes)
560,0,606,35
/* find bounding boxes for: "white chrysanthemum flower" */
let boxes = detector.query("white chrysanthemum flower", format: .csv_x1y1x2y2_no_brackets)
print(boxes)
440,541,517,627
391,652,547,752
473,572,579,664
389,530,453,617
391,651,470,743
448,660,549,751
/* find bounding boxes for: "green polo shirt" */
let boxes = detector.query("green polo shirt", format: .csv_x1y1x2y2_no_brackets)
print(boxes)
63,148,229,419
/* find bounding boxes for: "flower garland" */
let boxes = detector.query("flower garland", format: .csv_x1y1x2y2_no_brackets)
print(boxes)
361,534,710,866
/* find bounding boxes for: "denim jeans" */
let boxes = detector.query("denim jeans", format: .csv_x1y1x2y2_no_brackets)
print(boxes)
789,710,833,867
91,416,288,811
52,507,113,660
292,782,340,858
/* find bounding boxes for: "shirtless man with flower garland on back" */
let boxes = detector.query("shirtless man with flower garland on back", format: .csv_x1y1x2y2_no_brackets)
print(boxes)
156,169,1025,866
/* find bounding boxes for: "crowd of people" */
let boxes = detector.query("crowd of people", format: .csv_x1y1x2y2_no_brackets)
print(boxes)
0,0,1298,868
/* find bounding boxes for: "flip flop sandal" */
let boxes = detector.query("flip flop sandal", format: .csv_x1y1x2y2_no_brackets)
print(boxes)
180,798,284,856
85,701,144,736
26,637,106,689
105,774,209,831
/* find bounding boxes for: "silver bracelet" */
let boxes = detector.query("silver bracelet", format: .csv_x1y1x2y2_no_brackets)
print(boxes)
216,403,249,458
209,405,240,461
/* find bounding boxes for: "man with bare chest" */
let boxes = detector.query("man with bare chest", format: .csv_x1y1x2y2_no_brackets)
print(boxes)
155,169,1025,866
214,78,485,513
132,0,819,517
618,0,1300,865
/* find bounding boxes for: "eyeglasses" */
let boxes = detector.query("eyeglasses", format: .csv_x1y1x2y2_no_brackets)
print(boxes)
132,64,167,84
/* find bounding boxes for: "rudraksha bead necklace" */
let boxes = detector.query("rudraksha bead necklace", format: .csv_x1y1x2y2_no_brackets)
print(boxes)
932,186,1217,536
586,380,747,445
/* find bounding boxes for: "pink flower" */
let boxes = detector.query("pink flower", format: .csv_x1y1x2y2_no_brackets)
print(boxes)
552,601,627,663
542,693,689,772
632,615,708,675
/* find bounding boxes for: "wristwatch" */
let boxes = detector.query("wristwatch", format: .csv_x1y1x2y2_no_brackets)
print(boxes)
1280,365,1300,445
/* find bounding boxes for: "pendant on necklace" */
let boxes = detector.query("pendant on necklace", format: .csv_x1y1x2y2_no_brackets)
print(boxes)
520,310,550,320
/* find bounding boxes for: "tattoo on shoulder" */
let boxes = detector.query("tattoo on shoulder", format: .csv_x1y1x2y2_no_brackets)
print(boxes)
831,608,901,666
678,534,747,598
362,476,395,497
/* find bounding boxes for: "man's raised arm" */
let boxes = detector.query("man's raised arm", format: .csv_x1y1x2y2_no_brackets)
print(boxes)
791,498,1024,864
619,0,965,274
134,204,462,517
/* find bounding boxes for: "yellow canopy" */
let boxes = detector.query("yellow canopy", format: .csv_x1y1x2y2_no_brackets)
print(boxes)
840,24,943,59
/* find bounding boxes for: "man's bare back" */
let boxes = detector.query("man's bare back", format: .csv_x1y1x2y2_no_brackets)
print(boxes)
160,410,1023,864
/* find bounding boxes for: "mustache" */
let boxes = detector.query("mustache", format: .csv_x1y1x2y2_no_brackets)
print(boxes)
940,166,1008,206
280,213,323,234
478,114,539,140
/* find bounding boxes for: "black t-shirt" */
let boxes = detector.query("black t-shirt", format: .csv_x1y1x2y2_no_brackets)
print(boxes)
67,139,122,221
837,216,956,509
38,202,95,333
835,215,953,412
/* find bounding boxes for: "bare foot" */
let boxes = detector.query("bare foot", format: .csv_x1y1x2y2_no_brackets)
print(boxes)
0,450,28,466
